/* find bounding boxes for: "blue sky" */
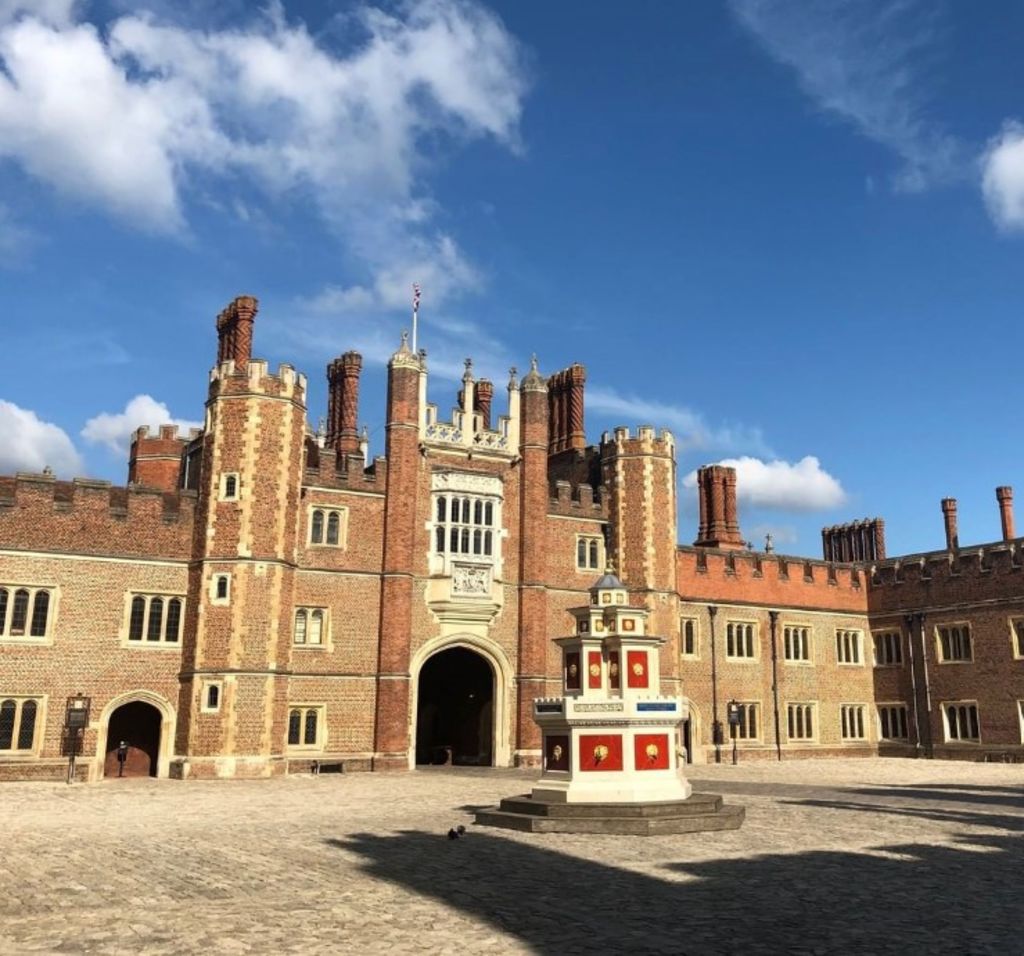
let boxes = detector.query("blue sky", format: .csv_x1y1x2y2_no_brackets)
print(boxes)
2,0,1024,558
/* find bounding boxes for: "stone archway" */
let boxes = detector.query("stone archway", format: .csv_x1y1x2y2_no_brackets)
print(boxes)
95,691,176,781
104,701,162,777
415,647,494,766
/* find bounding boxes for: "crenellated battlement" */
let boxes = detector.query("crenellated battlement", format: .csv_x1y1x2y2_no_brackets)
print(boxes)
600,425,675,456
548,480,609,519
303,443,388,494
677,545,868,611
129,424,204,492
0,472,196,558
208,359,308,403
132,423,203,444
868,539,1024,611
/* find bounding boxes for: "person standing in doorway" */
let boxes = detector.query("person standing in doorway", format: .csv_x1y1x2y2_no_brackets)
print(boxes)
116,740,128,777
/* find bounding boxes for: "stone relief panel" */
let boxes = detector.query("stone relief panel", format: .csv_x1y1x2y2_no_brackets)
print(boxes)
451,563,492,597
431,471,503,498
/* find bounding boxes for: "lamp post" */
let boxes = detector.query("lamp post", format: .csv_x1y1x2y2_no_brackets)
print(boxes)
727,699,740,766
64,693,91,785
708,605,722,764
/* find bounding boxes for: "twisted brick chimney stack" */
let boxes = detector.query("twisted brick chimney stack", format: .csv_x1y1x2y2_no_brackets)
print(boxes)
326,351,363,459
475,379,494,430
546,363,586,454
694,465,745,550
215,295,258,367
997,486,1015,541
941,498,959,551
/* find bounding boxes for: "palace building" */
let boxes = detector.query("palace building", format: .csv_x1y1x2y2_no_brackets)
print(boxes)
1,295,1022,781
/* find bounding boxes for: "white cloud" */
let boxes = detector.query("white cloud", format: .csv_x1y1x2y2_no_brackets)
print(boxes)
683,455,847,511
81,395,201,455
586,386,771,456
981,121,1024,231
0,1,528,302
730,0,965,191
0,399,82,476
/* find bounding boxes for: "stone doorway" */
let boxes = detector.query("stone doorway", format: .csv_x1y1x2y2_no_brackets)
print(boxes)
416,647,494,766
104,701,162,778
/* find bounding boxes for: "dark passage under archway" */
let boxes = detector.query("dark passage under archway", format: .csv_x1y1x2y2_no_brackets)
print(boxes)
416,648,494,766
104,701,162,778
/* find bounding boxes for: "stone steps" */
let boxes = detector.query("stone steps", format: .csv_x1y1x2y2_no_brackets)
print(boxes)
475,792,745,835
498,792,724,817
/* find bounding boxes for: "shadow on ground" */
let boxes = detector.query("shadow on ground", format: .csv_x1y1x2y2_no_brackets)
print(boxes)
332,815,1022,954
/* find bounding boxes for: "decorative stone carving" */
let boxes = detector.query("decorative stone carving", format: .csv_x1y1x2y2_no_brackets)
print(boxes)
432,471,503,496
452,563,491,596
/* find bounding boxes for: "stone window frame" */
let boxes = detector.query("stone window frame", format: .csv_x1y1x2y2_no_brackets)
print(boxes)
219,472,240,501
428,472,506,579
731,700,761,742
941,699,981,743
877,702,909,741
835,628,864,666
785,701,817,742
0,583,58,645
872,629,903,667
935,621,973,664
839,703,868,741
292,607,330,650
0,694,45,756
201,681,223,713
724,619,758,662
782,622,813,665
121,592,185,648
431,492,499,562
1018,701,1024,745
680,616,700,659
575,534,604,572
308,505,348,548
210,573,231,606
286,704,325,752
1007,617,1024,660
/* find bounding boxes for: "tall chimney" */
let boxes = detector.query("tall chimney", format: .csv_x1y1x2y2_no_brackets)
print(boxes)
326,351,363,458
474,379,494,430
566,363,586,450
214,295,258,367
997,486,1015,541
231,295,257,367
941,498,958,551
694,464,745,550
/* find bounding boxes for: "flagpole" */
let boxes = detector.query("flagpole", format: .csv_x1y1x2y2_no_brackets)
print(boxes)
411,283,421,354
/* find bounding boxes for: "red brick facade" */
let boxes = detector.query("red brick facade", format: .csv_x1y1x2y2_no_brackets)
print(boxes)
1,296,1021,781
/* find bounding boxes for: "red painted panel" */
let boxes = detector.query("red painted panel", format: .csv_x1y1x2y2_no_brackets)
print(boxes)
634,733,670,771
587,650,603,689
545,734,570,772
609,651,620,690
627,650,649,689
566,651,581,690
579,734,624,772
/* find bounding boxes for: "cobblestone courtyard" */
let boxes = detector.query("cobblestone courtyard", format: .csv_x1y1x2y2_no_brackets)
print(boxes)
2,758,1021,955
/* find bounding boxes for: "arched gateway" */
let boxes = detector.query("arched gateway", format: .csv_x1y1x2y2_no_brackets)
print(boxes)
415,647,495,766
96,692,175,780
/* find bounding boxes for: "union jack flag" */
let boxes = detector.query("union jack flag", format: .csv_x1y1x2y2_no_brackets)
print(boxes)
412,283,421,312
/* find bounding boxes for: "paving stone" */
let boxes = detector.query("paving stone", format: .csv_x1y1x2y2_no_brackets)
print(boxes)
1,758,1021,954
